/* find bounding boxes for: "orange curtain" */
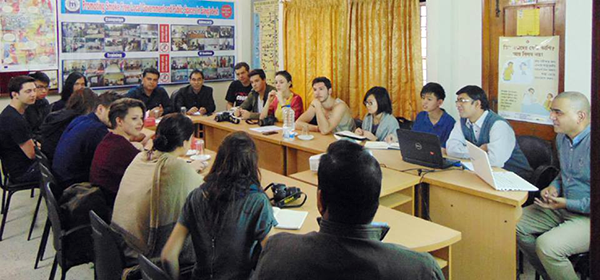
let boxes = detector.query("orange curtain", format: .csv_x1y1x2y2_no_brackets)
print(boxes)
347,0,422,119
283,0,422,119
283,0,349,109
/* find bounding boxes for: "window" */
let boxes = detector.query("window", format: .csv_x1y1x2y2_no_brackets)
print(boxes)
420,2,427,84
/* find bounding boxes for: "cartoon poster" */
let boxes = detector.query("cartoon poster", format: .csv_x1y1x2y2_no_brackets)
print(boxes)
0,0,58,72
497,36,559,125
252,0,279,84
59,0,235,90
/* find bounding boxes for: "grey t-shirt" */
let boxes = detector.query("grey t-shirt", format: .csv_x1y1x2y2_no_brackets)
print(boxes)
179,184,277,279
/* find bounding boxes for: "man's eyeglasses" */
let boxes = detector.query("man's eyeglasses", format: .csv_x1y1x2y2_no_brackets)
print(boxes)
455,98,473,104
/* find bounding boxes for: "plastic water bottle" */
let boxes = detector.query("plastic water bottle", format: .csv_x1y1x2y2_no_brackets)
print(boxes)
282,105,295,141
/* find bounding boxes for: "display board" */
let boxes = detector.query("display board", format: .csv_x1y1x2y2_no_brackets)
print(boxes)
497,36,559,125
58,0,235,90
252,0,279,84
0,0,59,72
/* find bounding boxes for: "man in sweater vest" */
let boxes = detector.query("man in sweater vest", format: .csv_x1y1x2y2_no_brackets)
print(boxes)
446,85,533,181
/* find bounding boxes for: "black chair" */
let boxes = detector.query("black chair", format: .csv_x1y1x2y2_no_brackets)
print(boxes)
534,252,590,280
27,148,51,241
396,117,413,130
516,135,560,194
34,164,56,269
41,170,92,280
138,254,172,280
90,210,128,280
0,158,39,241
353,118,362,130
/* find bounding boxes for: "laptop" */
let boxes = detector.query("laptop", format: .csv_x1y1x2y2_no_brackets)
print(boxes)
466,141,538,191
396,129,459,169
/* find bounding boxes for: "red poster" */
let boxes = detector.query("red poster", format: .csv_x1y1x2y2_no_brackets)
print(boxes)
159,24,170,43
159,54,169,73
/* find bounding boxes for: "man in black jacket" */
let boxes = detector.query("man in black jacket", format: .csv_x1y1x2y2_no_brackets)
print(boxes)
171,69,215,115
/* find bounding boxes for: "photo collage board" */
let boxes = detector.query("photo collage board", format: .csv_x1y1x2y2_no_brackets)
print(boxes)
59,0,235,90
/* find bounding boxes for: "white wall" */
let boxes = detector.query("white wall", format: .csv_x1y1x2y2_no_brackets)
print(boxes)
427,0,594,120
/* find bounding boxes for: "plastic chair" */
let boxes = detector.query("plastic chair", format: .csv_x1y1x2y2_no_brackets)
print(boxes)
138,254,172,280
27,148,51,241
34,164,57,269
396,117,413,130
41,172,92,280
90,210,128,280
0,158,39,241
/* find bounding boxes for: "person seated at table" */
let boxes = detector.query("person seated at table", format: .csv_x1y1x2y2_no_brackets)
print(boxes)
234,69,275,120
295,77,355,134
51,72,87,112
126,68,172,118
225,62,253,110
446,85,532,181
90,98,146,206
172,69,215,116
112,113,205,266
24,71,52,142
516,92,590,280
354,86,399,141
40,88,98,164
252,140,444,280
258,70,303,122
161,131,277,280
52,91,122,188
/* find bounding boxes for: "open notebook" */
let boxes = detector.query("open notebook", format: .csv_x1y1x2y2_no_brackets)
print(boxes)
466,141,538,192
272,207,308,230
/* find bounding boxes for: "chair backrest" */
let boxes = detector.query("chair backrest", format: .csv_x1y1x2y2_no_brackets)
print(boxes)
138,254,172,280
42,179,64,251
396,117,413,130
35,147,51,171
516,135,554,170
90,210,126,280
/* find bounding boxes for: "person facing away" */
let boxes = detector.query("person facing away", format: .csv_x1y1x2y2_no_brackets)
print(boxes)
445,85,533,181
112,113,205,268
90,98,147,207
234,68,275,120
354,86,399,141
161,131,277,280
52,91,122,189
252,140,445,280
24,71,52,142
172,69,215,116
40,88,98,164
0,75,39,183
295,77,355,134
259,70,303,122
225,62,253,110
516,92,591,280
126,67,173,118
51,71,87,112
389,82,455,146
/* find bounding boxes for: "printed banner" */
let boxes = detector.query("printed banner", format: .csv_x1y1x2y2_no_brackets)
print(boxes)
497,36,559,125
1,0,59,72
252,0,279,84
59,0,235,90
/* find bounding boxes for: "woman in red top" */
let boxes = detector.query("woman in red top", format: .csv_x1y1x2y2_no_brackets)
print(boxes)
259,70,303,121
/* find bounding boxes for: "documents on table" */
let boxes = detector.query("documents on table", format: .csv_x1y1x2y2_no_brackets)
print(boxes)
364,141,400,150
273,207,308,230
249,126,282,133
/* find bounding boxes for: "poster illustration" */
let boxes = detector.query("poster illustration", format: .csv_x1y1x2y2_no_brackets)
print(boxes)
59,0,235,90
252,0,279,84
0,0,58,72
498,36,559,125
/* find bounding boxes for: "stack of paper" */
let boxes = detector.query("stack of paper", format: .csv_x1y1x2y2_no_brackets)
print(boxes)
364,141,400,150
249,126,282,133
273,207,308,230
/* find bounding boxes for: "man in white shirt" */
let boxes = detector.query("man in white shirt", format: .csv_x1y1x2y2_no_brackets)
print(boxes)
446,85,533,180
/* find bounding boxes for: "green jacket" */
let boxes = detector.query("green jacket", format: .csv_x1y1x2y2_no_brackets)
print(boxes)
239,84,275,120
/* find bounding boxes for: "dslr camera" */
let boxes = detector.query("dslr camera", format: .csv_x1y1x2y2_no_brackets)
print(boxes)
214,111,240,124
266,183,306,208
259,115,277,127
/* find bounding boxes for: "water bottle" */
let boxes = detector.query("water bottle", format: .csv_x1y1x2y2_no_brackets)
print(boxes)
282,105,295,141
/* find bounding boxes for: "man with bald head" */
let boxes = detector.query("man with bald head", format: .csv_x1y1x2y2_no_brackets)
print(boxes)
516,91,590,280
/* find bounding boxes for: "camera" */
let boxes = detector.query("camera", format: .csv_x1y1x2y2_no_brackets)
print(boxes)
266,183,306,208
259,115,277,127
214,111,240,124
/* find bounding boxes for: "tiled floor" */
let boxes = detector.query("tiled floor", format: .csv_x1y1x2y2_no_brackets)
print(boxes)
0,189,540,279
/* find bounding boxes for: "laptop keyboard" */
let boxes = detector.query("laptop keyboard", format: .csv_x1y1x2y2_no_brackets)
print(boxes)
492,171,536,191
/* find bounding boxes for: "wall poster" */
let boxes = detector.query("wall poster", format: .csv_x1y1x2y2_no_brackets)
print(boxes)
59,0,235,90
497,36,559,125
1,0,58,72
252,0,279,84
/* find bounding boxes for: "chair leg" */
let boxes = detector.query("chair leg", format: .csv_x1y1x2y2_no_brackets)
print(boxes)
49,255,58,280
518,250,524,274
1,189,6,215
0,191,15,241
34,219,51,269
31,188,35,197
28,193,43,240
61,268,67,280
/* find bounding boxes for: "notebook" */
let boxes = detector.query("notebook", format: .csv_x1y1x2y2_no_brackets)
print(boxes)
396,129,459,169
272,207,308,230
466,141,538,191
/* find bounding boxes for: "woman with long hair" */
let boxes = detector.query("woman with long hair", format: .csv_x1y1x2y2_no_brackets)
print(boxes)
51,72,87,112
259,70,303,121
112,113,205,269
161,131,277,280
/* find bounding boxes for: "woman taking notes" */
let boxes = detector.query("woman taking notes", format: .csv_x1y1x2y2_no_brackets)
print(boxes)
259,70,303,121
161,131,277,280
354,86,399,141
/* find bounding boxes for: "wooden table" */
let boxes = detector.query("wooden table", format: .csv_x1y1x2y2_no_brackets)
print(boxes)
261,169,461,279
289,168,419,215
371,149,528,280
